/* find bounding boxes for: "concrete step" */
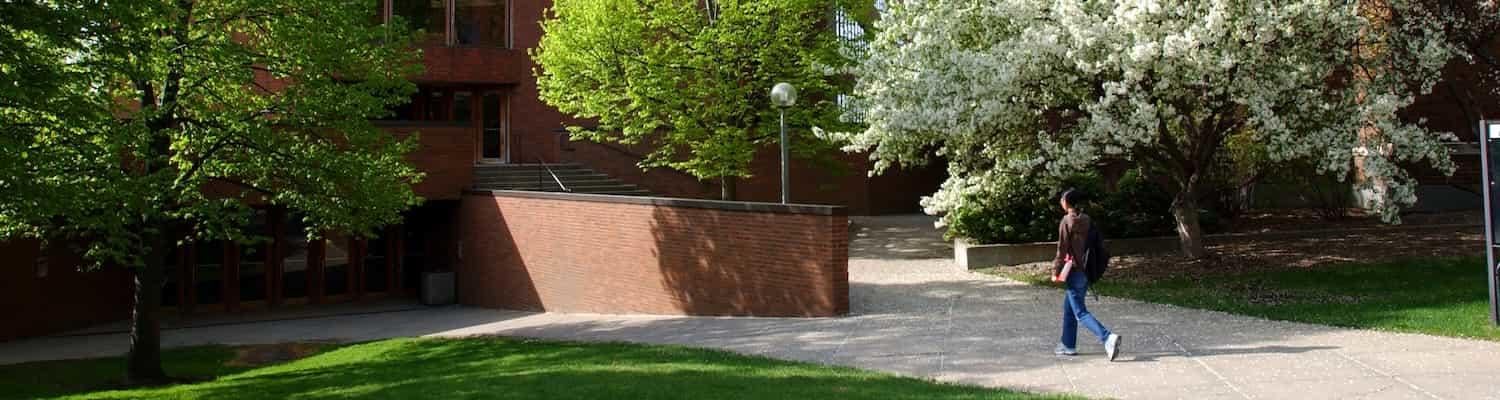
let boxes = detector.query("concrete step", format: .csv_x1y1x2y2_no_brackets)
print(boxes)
472,173,595,181
472,176,618,186
486,184,639,191
470,163,653,197
472,167,597,177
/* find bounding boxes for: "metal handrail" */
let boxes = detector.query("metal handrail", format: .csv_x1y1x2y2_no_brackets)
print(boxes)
536,156,570,193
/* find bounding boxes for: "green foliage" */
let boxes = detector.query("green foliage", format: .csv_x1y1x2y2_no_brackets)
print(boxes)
947,171,1221,244
1097,172,1180,240
0,338,1075,400
0,0,425,268
945,174,1097,244
532,0,864,187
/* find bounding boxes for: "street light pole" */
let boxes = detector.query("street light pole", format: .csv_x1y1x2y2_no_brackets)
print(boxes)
771,83,797,204
779,109,789,204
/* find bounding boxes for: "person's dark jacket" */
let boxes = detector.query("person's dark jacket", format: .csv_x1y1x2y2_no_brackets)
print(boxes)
1053,211,1091,276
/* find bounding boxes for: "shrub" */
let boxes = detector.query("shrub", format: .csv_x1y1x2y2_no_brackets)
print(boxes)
945,170,1223,244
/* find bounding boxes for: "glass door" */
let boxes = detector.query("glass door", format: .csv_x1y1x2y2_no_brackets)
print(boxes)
480,91,507,163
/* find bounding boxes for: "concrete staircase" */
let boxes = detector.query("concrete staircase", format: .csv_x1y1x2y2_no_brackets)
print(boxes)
471,163,652,196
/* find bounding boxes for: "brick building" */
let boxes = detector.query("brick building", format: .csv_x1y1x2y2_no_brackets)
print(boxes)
1,0,925,341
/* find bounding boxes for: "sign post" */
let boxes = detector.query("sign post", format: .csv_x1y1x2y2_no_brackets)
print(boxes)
1481,120,1500,325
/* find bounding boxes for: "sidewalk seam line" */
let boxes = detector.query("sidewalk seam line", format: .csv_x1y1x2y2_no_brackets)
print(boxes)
1334,351,1445,400
936,293,958,376
823,315,866,365
1172,342,1252,400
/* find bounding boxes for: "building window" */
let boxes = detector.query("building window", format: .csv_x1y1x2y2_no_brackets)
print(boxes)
239,210,270,303
453,91,474,122
392,0,445,42
456,0,509,48
196,241,226,305
282,214,312,300
34,253,47,278
325,234,353,297
381,0,509,48
161,247,182,306
365,234,390,293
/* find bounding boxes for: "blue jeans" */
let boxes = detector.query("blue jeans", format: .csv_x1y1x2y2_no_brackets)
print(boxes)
1060,271,1112,350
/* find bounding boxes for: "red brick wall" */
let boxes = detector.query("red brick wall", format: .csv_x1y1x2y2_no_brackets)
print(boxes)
560,140,944,215
560,141,720,198
505,0,569,164
867,161,948,215
458,191,849,317
0,240,133,342
414,47,527,85
382,123,476,200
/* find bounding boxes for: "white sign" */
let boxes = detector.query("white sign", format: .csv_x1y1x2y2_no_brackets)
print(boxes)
1491,123,1500,139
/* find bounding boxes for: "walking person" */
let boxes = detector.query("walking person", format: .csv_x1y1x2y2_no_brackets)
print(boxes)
1051,188,1122,361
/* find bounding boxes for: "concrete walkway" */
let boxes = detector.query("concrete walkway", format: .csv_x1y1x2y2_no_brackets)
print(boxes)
3,216,1499,399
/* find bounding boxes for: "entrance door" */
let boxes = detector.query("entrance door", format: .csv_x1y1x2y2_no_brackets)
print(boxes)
480,92,508,163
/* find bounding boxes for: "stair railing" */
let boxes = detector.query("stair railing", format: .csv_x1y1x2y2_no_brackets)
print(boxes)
536,156,571,193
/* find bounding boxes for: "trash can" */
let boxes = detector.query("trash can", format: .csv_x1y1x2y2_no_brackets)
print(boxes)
422,270,455,306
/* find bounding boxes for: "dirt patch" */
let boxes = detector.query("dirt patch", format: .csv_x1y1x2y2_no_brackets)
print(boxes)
1002,223,1483,283
1222,209,1479,234
225,343,329,367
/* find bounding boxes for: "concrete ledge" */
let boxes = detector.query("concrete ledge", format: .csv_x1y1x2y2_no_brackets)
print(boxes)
954,222,1481,269
956,236,1178,269
464,189,847,216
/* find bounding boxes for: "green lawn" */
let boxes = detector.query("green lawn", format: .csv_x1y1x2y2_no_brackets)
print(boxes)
0,338,1074,400
992,256,1500,340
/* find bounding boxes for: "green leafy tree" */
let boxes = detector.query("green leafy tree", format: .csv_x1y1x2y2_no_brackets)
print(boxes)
532,0,866,200
1,1,423,383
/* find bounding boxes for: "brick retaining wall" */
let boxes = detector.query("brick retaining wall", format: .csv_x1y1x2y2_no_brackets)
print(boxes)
458,191,850,317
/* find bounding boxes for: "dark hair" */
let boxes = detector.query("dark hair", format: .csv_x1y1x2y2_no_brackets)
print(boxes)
1060,188,1084,208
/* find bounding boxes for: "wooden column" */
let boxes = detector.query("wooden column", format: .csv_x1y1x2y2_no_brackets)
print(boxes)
268,208,286,307
183,245,198,314
224,242,240,313
351,238,366,299
393,225,406,293
387,226,400,294
310,237,325,305
179,245,193,315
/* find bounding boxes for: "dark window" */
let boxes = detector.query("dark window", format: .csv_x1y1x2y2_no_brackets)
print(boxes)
196,241,226,305
325,235,353,296
282,215,311,300
456,0,508,47
482,92,502,159
403,226,427,290
423,90,449,121
392,0,444,42
453,91,474,122
161,246,182,307
239,211,270,303
365,235,390,293
34,251,47,278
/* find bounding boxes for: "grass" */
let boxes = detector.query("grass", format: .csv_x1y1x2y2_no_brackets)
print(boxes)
0,338,1076,400
991,256,1500,340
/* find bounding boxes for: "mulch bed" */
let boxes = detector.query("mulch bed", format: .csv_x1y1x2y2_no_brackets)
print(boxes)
1004,209,1484,283
225,342,330,367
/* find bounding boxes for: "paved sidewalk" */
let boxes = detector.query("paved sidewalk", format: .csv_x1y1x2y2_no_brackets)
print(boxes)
2,216,1498,399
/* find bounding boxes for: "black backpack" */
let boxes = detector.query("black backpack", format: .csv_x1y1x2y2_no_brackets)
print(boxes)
1083,224,1109,285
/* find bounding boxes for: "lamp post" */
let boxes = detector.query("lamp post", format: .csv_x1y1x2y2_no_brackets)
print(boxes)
770,82,797,204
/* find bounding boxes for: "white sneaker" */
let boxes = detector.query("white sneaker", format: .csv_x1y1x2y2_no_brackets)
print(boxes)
1054,343,1077,356
1105,334,1122,362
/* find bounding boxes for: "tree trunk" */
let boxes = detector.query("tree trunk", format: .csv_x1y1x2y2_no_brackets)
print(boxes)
126,229,169,385
1170,192,1209,259
720,176,737,201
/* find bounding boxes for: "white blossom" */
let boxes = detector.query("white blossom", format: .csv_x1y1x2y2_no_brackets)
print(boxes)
847,0,1460,227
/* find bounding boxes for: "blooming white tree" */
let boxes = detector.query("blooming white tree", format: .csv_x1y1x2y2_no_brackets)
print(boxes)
847,0,1461,258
